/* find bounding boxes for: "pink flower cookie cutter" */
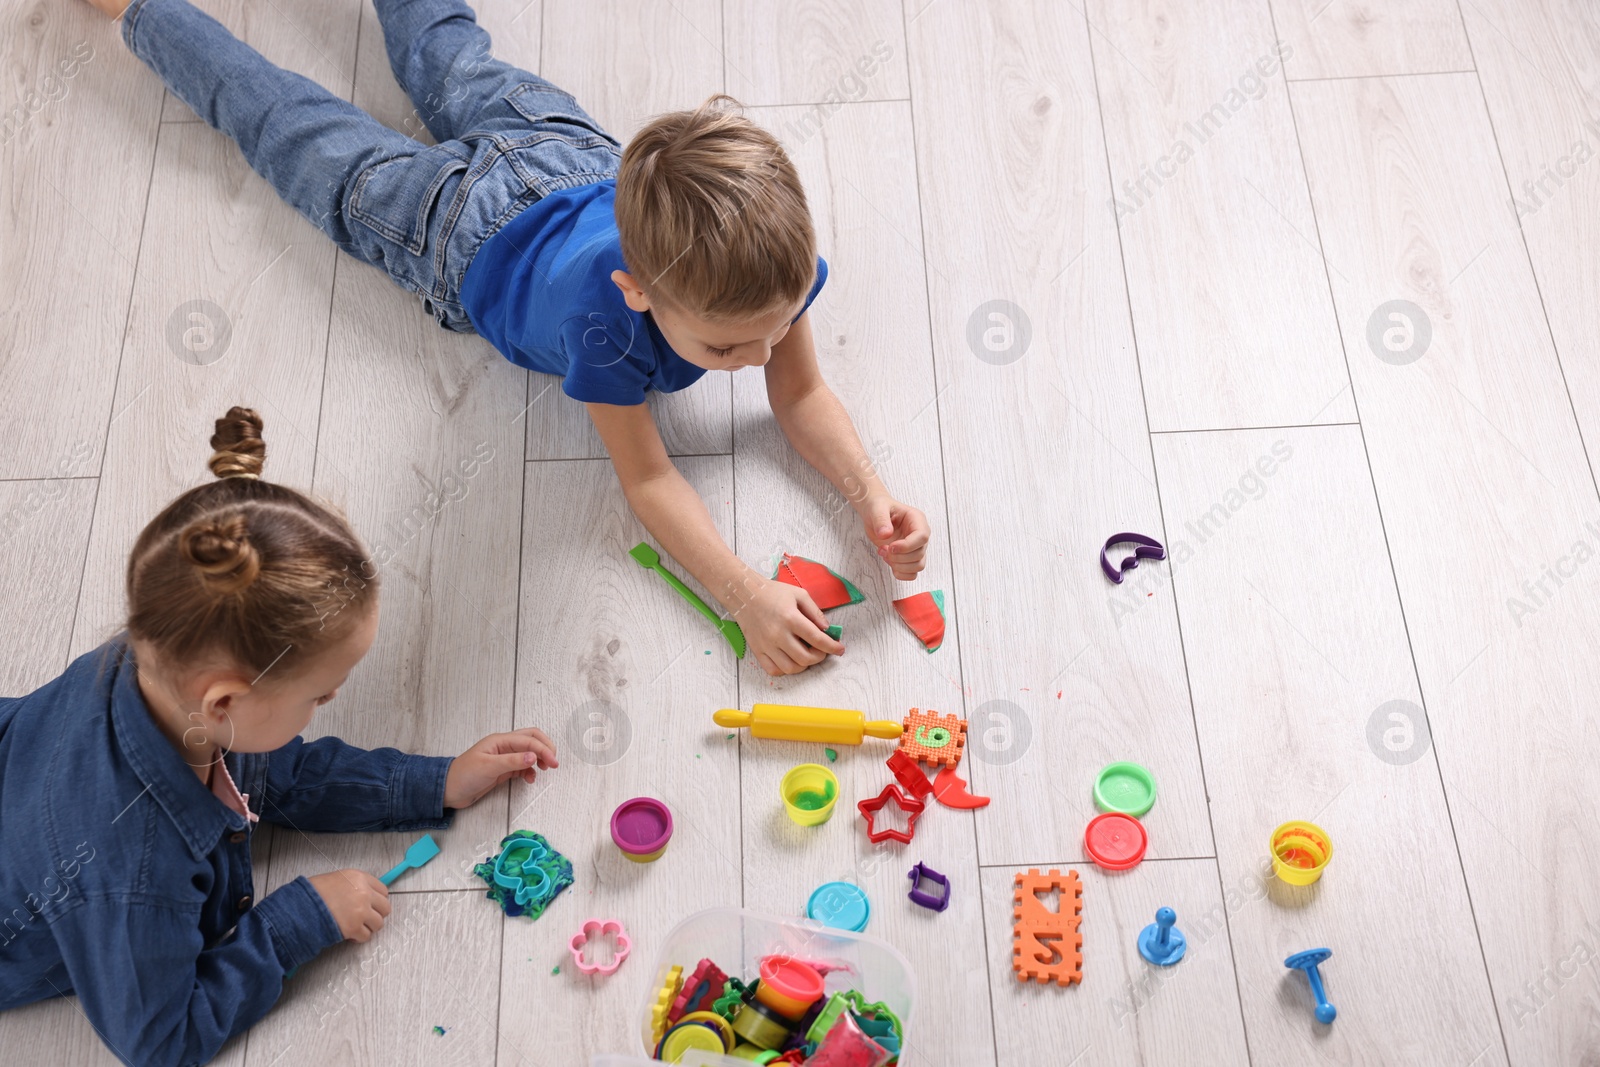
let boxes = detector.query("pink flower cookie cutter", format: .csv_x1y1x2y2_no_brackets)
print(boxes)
568,918,632,976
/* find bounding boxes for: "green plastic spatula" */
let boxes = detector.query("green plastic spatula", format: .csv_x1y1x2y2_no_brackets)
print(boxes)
629,542,747,658
379,833,441,886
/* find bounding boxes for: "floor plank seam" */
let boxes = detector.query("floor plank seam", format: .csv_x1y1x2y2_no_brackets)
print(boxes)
523,451,733,463
975,855,1218,869
1151,421,1359,435
1277,3,1511,1059
1285,69,1478,84
0,475,100,484
899,1,989,1058
1083,4,1256,1060
1456,9,1600,511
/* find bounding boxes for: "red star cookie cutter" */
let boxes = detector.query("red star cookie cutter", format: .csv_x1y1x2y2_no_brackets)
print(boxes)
857,783,925,845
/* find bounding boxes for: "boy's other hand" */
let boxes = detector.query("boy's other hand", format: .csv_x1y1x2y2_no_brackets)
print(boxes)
445,728,559,809
862,496,930,580
739,579,845,676
308,869,390,943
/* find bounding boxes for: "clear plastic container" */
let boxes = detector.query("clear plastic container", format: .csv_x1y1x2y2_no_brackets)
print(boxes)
633,907,916,1060
593,1056,741,1067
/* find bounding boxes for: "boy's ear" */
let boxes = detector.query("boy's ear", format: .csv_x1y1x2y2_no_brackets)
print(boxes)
610,270,652,313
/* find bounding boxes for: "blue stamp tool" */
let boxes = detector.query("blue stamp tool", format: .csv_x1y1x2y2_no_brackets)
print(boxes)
1285,947,1337,1023
1138,907,1187,966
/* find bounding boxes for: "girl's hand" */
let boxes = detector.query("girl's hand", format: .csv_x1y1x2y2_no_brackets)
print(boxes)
736,579,844,677
861,496,930,580
307,869,390,942
444,728,559,809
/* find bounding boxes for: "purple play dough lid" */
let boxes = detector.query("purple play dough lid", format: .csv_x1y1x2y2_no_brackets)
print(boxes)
610,797,673,853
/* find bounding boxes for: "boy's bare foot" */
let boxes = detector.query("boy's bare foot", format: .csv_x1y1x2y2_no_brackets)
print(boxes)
84,0,133,19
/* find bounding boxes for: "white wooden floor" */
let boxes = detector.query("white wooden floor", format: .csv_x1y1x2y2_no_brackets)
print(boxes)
3,0,1598,1064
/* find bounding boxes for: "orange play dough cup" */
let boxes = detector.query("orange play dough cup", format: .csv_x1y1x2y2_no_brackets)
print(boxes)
1271,820,1333,885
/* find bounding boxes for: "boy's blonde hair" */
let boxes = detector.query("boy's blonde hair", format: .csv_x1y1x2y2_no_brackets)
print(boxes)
616,95,815,323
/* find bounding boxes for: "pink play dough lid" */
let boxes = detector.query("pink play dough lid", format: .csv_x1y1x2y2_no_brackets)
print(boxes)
610,797,673,854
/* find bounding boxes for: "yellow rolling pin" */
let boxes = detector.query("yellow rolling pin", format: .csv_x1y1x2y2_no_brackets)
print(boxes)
714,704,903,745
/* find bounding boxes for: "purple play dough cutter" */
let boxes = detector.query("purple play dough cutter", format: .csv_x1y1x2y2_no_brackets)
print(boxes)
1100,533,1166,584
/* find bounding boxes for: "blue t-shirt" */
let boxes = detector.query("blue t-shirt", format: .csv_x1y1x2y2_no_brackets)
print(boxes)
460,180,828,406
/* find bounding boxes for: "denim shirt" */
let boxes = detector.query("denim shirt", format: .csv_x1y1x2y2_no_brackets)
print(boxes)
0,640,455,1067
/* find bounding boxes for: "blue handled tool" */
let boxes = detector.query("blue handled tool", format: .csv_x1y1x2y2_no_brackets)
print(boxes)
380,833,441,886
1285,947,1337,1023
286,834,441,979
1138,907,1186,965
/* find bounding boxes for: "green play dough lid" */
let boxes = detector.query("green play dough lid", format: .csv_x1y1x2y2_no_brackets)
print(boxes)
1094,761,1156,817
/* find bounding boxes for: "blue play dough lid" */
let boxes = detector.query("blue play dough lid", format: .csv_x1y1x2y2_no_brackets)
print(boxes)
807,881,871,932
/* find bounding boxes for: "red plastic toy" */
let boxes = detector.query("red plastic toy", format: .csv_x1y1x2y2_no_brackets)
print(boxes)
667,958,728,1026
1084,812,1147,871
932,765,990,809
856,784,925,845
885,750,934,799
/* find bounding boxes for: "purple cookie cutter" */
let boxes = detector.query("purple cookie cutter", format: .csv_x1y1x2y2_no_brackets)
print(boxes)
1100,532,1166,584
907,862,951,912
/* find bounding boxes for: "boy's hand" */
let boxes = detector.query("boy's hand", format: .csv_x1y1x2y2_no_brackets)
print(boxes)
738,579,845,676
307,869,390,943
861,496,930,580
444,728,559,809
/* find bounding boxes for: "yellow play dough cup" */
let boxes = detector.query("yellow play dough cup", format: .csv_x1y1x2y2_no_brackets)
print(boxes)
780,764,839,826
1271,820,1333,885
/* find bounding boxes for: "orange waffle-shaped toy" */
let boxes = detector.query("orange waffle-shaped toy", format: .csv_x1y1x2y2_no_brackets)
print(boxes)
899,708,966,768
1012,868,1082,986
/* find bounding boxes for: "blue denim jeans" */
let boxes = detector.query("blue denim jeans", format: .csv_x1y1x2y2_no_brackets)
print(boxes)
122,0,622,331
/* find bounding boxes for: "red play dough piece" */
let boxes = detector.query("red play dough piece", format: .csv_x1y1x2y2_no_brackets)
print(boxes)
932,765,990,809
773,554,864,611
891,591,946,652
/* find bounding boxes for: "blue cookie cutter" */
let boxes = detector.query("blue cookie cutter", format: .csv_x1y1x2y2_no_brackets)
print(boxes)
1100,532,1166,584
493,837,555,907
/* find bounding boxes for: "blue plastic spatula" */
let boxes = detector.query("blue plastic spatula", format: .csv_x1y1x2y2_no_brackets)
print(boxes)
284,834,440,979
380,833,441,886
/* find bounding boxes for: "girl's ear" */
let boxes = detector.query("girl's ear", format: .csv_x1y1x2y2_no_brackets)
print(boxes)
198,675,252,724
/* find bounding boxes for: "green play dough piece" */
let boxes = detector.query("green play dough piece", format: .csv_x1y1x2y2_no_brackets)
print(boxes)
792,779,837,811
472,831,573,920
825,624,843,640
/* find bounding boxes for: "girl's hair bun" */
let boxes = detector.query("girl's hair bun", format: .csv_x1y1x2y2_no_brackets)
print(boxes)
126,406,377,676
208,406,266,480
178,514,260,595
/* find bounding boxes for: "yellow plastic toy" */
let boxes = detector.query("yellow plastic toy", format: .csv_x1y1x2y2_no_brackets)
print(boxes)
650,965,685,1044
714,704,903,746
780,764,840,826
1271,820,1333,885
